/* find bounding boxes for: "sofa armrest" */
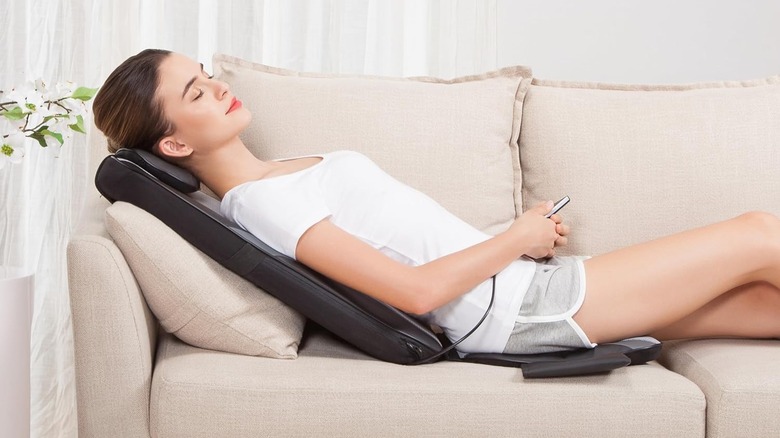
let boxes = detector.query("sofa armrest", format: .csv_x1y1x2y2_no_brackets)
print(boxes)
68,195,157,437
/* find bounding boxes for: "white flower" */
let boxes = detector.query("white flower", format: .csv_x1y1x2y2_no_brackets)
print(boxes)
0,117,16,135
5,130,28,150
0,140,25,169
6,81,46,113
49,116,73,134
34,78,50,96
1,129,28,169
60,98,86,117
52,81,76,100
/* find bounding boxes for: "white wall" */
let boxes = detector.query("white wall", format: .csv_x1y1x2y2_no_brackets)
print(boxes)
497,0,780,84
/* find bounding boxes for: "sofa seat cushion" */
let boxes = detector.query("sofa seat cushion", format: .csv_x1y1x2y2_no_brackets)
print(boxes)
659,339,780,438
151,327,705,438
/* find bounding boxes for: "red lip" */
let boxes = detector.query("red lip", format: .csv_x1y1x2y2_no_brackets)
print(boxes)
226,97,242,114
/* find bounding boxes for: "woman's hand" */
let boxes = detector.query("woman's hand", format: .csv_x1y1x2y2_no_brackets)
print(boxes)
508,200,569,259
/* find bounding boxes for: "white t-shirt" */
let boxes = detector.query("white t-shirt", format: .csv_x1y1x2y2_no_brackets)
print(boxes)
220,150,536,353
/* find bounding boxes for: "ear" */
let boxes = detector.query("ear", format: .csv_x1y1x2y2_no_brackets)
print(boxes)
156,135,193,159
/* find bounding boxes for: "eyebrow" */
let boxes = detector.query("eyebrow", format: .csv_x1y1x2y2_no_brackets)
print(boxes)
181,63,204,100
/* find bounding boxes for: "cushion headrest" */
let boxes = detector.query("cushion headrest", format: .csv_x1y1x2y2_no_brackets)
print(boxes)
115,148,200,193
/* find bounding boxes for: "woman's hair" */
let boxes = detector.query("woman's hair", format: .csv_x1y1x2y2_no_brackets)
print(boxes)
93,48,174,154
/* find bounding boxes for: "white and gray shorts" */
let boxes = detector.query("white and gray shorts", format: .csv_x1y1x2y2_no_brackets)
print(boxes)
503,256,596,355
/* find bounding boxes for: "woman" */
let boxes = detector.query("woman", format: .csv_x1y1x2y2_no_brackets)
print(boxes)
94,49,780,355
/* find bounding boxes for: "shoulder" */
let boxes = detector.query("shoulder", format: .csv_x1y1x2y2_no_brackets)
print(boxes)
328,150,383,173
330,150,371,162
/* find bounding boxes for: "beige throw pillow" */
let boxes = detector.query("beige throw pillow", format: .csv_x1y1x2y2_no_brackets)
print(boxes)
105,201,305,358
519,76,780,256
213,53,532,235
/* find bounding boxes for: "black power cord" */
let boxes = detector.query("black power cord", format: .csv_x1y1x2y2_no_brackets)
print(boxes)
409,275,497,365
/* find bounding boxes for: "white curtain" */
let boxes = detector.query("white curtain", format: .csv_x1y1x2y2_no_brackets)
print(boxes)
0,1,496,436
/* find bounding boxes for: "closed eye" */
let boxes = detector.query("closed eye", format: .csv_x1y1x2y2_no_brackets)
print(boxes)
192,67,213,100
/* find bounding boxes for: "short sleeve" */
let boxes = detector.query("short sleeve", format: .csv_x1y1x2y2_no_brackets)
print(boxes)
221,179,331,259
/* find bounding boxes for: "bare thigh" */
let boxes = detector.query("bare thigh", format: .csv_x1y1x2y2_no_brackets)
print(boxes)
571,212,780,344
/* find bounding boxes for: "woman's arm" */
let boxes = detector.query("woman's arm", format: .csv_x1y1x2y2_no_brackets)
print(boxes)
296,201,567,315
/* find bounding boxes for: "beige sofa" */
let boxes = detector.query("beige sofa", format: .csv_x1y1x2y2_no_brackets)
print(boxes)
69,55,780,437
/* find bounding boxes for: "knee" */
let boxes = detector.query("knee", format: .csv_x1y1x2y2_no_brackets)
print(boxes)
735,211,780,236
734,211,780,250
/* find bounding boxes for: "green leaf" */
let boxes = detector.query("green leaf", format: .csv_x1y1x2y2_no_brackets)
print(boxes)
40,129,64,145
71,87,98,101
1,106,25,120
68,115,86,134
29,132,47,148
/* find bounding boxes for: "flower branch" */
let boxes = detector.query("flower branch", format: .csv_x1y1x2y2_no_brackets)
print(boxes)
1,80,97,169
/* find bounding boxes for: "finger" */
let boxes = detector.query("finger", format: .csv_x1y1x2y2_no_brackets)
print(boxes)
555,236,568,247
549,213,562,224
556,223,570,235
534,200,554,214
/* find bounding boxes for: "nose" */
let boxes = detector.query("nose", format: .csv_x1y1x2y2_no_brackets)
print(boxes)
214,79,230,99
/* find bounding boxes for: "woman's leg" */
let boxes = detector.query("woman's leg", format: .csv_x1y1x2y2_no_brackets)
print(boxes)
649,281,780,340
572,211,780,344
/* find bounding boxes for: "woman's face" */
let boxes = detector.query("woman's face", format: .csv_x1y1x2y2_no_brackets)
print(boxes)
155,53,251,156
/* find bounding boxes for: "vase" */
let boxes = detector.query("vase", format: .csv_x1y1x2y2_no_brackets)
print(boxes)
0,266,34,438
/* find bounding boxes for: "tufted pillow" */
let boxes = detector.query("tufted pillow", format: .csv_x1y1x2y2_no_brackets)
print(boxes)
105,201,305,358
213,53,532,236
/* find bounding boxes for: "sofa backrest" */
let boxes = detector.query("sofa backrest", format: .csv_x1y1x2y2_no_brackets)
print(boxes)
519,76,780,256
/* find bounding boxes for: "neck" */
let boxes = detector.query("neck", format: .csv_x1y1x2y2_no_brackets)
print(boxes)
187,137,274,199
